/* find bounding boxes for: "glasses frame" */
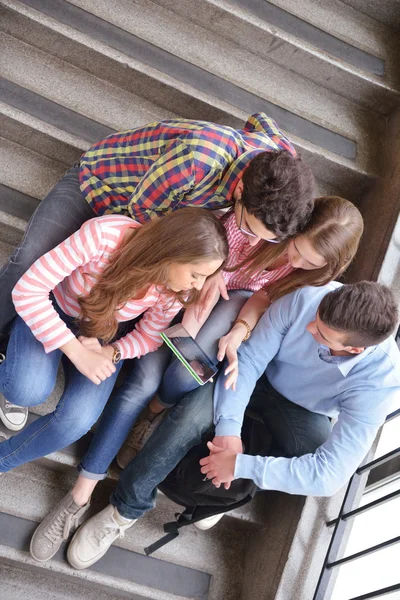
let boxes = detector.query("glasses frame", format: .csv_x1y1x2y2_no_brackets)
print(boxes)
238,204,281,244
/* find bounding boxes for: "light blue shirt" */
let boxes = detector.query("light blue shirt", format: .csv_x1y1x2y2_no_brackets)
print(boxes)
214,283,400,497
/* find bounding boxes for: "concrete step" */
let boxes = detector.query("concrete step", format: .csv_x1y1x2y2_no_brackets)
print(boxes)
0,31,178,131
1,562,123,600
0,460,249,599
341,0,400,32
153,0,400,115
61,0,386,175
0,136,68,200
0,0,381,201
268,0,400,61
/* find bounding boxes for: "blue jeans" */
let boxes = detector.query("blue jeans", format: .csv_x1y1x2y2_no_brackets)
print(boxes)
110,375,331,519
77,290,251,479
0,166,95,334
0,309,124,472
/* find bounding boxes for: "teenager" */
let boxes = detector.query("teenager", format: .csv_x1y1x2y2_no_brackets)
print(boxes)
116,195,364,463
63,281,400,569
0,113,316,429
0,208,228,475
28,197,364,563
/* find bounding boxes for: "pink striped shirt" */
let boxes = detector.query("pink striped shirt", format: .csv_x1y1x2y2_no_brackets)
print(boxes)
222,211,295,291
12,216,183,360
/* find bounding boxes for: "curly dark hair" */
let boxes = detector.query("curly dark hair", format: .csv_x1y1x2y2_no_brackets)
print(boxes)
241,150,316,239
319,281,399,347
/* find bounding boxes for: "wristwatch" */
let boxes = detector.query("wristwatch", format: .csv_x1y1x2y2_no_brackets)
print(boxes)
234,319,252,341
111,344,122,364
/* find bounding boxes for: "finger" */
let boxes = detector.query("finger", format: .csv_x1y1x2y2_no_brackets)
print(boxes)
219,280,229,301
200,465,213,475
199,456,212,466
90,375,101,385
207,441,225,453
217,339,227,362
212,479,221,488
224,374,235,390
224,482,231,490
224,360,238,376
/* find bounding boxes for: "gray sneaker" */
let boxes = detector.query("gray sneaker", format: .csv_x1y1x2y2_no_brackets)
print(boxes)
117,407,166,469
0,393,28,431
67,504,136,570
30,491,90,562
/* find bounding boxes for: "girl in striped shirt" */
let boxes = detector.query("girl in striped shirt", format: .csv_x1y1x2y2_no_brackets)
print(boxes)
27,196,363,564
0,208,228,471
115,195,364,464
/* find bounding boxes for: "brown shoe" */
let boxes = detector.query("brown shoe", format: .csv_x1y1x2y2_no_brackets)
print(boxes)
117,406,166,469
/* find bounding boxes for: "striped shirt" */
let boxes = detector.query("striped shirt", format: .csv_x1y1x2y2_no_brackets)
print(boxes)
222,212,295,292
79,114,296,221
12,216,183,360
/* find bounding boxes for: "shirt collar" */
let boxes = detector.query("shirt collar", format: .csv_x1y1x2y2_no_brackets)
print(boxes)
217,150,260,200
318,344,376,376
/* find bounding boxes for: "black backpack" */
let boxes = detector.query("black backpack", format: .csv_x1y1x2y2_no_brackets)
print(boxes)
144,416,266,555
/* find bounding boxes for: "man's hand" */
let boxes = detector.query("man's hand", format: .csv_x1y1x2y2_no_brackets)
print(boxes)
200,441,239,489
212,435,243,453
195,272,229,321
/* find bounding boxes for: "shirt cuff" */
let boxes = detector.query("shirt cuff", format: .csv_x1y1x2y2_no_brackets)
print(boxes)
215,418,242,437
234,453,260,481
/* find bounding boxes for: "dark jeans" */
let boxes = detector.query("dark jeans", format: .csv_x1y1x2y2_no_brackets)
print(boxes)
111,375,331,519
0,166,95,334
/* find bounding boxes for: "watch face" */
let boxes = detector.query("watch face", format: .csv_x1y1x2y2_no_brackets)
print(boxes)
113,348,122,364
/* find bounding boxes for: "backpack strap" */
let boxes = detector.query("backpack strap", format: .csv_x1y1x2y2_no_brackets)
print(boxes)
144,509,194,556
144,494,254,556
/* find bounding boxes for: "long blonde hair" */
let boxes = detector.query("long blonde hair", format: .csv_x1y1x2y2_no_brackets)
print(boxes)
78,208,228,342
225,196,364,302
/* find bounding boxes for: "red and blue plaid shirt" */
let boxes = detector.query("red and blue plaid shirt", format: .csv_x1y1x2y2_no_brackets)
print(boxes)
79,113,296,222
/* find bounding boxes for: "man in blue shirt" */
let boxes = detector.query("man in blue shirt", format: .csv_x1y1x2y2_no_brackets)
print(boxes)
200,281,400,497
33,281,400,568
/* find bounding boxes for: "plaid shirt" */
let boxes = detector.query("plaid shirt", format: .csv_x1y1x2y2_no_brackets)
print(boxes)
79,114,296,222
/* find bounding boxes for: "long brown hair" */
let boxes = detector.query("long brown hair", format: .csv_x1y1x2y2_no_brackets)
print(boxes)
226,196,364,302
78,208,228,342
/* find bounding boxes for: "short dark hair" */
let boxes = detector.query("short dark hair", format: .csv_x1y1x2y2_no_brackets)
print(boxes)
319,282,399,347
241,150,316,239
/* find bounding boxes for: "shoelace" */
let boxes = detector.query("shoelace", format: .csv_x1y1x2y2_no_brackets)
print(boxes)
44,509,77,544
5,402,26,412
91,521,125,547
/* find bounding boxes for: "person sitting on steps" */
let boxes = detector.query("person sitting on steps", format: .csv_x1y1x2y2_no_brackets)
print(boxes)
60,281,400,570
0,112,315,431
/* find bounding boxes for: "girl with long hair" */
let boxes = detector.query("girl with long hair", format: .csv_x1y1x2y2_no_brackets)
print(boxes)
115,195,364,464
0,208,228,476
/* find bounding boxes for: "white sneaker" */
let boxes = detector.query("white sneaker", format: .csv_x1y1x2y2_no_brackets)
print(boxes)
194,513,225,531
67,504,136,570
0,393,28,431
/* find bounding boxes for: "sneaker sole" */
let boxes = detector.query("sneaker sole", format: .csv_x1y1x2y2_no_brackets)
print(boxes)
0,407,28,431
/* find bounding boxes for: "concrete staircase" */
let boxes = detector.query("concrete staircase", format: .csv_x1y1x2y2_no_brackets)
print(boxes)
1,1,400,598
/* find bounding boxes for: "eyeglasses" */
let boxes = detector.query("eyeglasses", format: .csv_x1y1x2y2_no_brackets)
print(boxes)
239,204,282,244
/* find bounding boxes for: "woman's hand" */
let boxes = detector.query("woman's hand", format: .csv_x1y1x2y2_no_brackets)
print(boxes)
195,272,229,321
78,336,103,353
62,338,116,384
217,323,248,391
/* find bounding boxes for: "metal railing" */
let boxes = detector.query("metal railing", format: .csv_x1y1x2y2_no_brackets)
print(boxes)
312,404,400,600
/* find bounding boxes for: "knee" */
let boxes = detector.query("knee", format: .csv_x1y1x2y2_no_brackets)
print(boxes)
170,384,214,437
3,377,55,407
282,420,331,458
159,361,197,406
